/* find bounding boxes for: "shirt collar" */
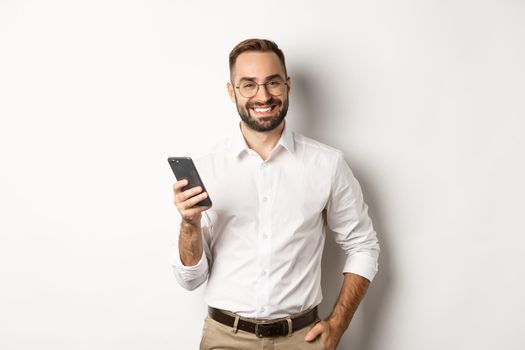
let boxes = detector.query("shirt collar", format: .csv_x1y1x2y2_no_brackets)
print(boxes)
230,122,295,158
278,122,295,154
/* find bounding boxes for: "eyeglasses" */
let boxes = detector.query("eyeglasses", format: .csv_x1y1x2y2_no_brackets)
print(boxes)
235,79,288,98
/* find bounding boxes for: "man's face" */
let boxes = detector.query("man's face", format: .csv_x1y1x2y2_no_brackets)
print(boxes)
228,51,291,132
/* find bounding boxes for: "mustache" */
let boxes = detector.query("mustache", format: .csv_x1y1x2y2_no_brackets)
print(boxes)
247,97,281,108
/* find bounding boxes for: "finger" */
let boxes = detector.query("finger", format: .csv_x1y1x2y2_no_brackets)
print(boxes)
181,192,208,210
180,202,211,215
182,205,210,220
175,186,203,204
173,179,189,193
304,322,324,342
181,186,203,201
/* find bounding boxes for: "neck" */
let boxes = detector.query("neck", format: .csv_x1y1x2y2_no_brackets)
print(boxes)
240,121,285,161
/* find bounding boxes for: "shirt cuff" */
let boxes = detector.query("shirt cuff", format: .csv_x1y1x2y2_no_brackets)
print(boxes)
342,252,379,282
171,248,208,283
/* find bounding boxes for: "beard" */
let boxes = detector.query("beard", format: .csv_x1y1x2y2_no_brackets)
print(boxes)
235,96,289,132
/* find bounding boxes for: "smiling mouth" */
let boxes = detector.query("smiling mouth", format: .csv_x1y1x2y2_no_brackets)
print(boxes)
250,105,277,116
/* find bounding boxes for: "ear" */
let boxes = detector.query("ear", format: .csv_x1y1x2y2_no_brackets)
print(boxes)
286,76,292,95
227,82,236,102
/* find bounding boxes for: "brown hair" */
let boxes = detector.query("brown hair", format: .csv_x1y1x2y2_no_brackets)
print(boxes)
229,38,287,80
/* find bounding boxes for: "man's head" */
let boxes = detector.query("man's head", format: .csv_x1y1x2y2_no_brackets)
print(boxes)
227,39,291,132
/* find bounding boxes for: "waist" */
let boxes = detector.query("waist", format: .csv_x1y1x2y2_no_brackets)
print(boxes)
204,269,324,318
208,306,319,338
204,295,324,319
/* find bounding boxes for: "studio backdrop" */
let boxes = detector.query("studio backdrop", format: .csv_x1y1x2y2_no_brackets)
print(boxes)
1,1,524,349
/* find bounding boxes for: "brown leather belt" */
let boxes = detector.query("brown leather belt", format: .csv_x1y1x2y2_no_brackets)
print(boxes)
208,306,318,338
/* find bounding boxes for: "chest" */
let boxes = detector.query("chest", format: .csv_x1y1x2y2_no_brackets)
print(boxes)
199,154,332,227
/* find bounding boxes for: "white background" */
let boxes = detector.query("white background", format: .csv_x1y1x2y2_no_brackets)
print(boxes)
1,1,524,349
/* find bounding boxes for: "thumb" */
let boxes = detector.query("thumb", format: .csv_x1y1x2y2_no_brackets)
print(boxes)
304,322,324,342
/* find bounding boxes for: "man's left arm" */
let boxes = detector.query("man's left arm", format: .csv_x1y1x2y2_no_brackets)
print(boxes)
306,151,380,349
305,273,370,350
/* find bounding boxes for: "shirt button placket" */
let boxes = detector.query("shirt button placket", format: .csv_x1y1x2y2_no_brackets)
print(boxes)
257,161,271,317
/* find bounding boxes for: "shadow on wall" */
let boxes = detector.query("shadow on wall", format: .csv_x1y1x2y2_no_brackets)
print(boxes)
292,69,393,350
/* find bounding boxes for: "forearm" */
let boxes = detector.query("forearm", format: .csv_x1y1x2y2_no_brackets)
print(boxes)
178,221,204,266
327,272,370,332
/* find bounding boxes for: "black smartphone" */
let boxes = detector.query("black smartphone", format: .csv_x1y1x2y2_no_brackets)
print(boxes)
168,157,212,207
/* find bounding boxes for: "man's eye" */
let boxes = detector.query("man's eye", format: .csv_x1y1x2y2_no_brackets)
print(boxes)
242,83,256,89
267,81,281,87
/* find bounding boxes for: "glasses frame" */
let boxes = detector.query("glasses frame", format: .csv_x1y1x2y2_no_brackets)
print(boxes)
235,78,289,99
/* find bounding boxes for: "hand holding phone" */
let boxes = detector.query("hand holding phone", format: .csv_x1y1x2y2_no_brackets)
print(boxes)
169,157,211,227
168,157,212,207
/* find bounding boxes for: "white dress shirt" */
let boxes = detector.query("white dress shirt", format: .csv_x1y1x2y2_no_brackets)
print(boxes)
171,123,379,319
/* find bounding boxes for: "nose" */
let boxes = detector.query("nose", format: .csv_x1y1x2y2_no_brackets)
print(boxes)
253,83,271,101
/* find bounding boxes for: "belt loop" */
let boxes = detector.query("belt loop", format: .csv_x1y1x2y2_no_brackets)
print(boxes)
232,315,240,333
286,317,292,336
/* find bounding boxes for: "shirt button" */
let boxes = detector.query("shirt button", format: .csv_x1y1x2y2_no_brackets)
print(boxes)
262,234,268,239
261,270,267,276
262,196,268,202
259,307,266,313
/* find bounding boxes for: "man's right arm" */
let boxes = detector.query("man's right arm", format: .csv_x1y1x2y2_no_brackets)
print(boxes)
170,179,211,291
179,221,204,266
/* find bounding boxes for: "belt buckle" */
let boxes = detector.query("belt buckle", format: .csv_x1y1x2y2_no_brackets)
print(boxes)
254,323,273,338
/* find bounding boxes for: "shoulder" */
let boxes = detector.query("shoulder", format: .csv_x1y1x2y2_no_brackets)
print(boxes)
292,132,344,164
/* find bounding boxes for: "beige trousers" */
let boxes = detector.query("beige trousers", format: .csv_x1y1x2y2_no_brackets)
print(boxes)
199,315,326,350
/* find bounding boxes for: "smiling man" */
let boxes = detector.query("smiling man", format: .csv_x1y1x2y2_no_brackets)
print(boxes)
171,39,380,350
229,50,290,134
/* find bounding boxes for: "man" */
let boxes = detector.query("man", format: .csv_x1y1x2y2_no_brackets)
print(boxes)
171,39,379,350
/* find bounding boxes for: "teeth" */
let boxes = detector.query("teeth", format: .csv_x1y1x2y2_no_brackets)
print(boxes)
254,107,272,112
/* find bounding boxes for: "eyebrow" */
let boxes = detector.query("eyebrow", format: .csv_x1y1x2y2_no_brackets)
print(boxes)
238,74,285,83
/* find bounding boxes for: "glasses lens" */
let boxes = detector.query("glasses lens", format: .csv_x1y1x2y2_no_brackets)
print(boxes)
266,80,285,96
240,82,257,98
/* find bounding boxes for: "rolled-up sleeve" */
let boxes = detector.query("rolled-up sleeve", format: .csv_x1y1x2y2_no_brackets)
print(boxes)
170,213,212,291
326,152,380,282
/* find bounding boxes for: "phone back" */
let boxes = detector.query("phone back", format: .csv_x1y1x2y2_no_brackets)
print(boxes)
168,157,212,207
